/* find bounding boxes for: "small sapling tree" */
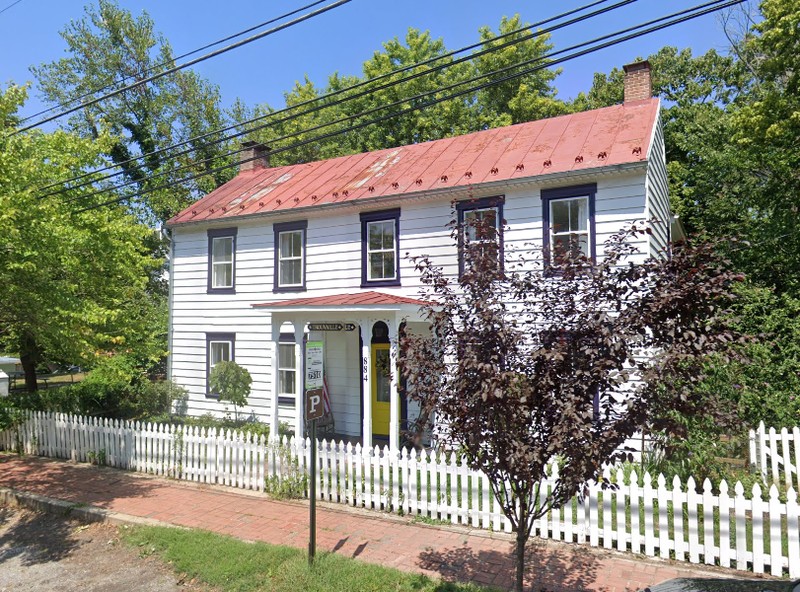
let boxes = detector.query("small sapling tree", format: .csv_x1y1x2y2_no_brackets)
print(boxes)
208,361,252,422
399,218,742,592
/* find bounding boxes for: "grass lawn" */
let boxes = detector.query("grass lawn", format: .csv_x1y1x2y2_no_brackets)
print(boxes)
119,525,493,592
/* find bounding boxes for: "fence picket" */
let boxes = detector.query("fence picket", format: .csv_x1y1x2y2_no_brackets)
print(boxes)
768,485,782,577
787,487,799,578
752,483,764,574
4,411,799,579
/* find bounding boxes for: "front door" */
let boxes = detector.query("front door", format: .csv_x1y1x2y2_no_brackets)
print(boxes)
371,343,391,436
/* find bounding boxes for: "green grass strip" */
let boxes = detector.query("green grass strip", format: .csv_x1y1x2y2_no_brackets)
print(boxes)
120,525,493,592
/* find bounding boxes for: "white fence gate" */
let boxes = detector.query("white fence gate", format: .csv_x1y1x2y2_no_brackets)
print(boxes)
749,422,800,493
2,411,799,578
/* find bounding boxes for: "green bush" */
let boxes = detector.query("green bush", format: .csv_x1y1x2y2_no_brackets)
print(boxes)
5,354,183,420
208,361,252,421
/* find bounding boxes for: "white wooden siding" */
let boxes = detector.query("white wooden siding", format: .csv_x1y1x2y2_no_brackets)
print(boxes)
170,169,655,431
646,114,671,258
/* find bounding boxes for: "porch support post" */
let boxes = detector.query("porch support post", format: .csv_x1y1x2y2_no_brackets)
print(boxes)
387,316,401,452
269,321,281,441
360,319,373,450
293,319,306,439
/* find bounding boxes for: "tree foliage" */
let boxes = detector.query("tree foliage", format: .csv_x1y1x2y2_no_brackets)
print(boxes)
400,221,741,592
238,16,565,165
209,361,252,421
0,84,164,390
32,0,233,223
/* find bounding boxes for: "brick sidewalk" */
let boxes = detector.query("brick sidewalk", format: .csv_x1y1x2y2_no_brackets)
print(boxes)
0,454,775,592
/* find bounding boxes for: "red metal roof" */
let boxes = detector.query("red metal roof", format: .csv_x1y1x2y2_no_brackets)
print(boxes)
168,99,659,227
252,291,428,308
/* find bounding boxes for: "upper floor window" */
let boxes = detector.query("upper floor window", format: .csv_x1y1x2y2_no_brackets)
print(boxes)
456,196,504,277
542,184,596,267
360,209,400,287
206,332,235,398
273,220,307,292
207,228,237,294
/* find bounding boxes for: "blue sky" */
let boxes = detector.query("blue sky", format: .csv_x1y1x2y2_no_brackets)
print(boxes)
1,0,749,122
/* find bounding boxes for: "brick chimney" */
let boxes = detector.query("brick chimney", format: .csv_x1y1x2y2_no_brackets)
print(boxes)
623,60,652,103
240,141,270,172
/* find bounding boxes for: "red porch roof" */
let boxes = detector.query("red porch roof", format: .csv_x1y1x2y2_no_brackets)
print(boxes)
252,291,429,309
168,99,659,227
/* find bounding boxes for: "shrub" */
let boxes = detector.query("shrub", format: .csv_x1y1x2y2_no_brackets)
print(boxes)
208,361,252,421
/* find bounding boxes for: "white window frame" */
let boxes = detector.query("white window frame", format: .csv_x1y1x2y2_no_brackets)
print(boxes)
366,220,397,281
278,230,303,287
549,196,590,263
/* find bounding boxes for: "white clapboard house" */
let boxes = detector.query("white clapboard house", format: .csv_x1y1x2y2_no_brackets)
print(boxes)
166,61,678,451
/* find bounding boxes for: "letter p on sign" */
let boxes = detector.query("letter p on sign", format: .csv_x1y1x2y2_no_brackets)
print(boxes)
305,388,325,421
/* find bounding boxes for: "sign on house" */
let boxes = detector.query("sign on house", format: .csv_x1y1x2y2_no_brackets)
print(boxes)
305,340,325,421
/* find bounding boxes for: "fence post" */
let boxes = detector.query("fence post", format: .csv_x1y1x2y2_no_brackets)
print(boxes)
787,487,799,578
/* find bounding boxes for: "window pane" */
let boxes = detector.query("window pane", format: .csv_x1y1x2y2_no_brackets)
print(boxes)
280,259,301,285
212,237,232,263
570,198,588,231
279,370,296,394
280,231,301,258
212,262,232,288
375,349,391,403
465,208,497,241
551,200,570,233
210,342,230,366
278,343,295,368
368,222,383,250
577,233,589,256
382,251,395,278
381,221,395,249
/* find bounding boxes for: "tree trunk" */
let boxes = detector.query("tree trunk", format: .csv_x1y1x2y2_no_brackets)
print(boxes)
515,527,527,592
19,332,41,392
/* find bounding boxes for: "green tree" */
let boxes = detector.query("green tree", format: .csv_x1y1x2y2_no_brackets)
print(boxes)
32,0,233,224
209,361,252,422
0,84,163,391
239,16,566,164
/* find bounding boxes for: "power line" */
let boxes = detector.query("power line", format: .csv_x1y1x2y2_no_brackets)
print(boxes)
11,0,354,135
77,0,746,213
0,0,23,16
19,0,332,125
39,0,632,197
61,0,642,204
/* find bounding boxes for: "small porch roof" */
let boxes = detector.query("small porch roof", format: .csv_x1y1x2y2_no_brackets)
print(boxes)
251,290,431,320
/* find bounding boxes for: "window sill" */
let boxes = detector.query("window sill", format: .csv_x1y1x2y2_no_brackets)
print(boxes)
207,287,236,295
277,396,296,407
273,285,306,293
360,279,401,289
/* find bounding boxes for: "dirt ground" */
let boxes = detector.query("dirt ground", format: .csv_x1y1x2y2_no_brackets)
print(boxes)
0,505,209,592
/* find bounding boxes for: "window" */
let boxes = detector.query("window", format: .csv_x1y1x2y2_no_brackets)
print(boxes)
273,220,307,292
207,228,237,294
206,332,235,398
542,184,596,267
277,333,297,408
455,196,504,276
360,209,400,287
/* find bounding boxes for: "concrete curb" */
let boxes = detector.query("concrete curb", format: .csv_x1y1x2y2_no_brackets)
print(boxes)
0,486,170,529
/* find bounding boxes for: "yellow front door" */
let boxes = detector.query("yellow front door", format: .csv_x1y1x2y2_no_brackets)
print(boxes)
371,343,391,436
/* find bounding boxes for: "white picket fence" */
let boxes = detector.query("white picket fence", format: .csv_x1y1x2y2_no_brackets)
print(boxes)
750,421,800,493
2,411,799,578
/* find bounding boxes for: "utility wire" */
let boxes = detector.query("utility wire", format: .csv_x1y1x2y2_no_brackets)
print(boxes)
20,0,331,124
0,0,23,16
66,0,734,206
11,0,354,135
39,0,627,197
78,0,746,213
